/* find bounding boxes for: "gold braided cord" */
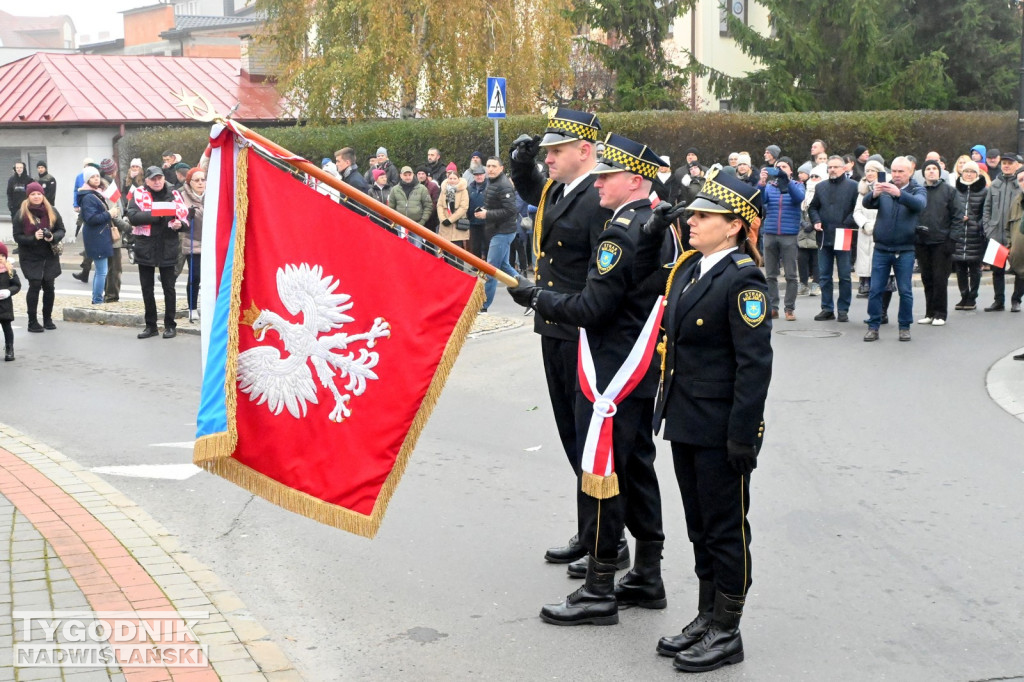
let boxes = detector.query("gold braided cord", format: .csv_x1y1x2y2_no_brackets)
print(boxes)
532,178,555,275
658,249,700,375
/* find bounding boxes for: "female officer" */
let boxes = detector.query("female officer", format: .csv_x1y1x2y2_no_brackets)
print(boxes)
637,169,773,673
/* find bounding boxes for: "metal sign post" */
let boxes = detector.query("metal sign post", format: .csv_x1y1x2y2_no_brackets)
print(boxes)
486,77,506,158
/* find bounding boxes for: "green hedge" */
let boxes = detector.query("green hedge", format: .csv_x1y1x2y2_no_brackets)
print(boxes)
120,110,1017,173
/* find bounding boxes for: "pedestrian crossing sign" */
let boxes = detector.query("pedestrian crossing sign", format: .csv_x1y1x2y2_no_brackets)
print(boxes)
486,77,506,119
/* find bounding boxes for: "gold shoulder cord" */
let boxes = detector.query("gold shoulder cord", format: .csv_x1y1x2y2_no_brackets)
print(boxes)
658,249,700,378
532,179,555,276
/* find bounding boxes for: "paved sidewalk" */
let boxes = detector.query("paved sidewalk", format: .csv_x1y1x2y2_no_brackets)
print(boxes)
0,425,300,681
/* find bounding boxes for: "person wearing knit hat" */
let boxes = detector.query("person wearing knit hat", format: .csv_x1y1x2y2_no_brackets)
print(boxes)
915,157,957,325
0,239,20,361
80,166,100,187
734,153,758,187
764,145,781,167
100,158,117,177
368,168,390,204
851,145,870,181
950,161,987,311
12,179,66,332
853,159,885,298
35,161,57,204
445,161,457,174
123,158,145,204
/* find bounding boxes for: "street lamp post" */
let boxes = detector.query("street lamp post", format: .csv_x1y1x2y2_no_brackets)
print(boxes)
1019,2,1024,152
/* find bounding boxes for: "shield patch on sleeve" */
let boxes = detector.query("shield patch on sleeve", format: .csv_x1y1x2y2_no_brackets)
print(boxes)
596,241,621,275
738,289,767,327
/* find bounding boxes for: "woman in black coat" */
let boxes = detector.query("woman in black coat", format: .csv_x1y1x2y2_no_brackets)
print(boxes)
0,242,21,361
637,169,773,673
12,182,65,332
951,162,988,310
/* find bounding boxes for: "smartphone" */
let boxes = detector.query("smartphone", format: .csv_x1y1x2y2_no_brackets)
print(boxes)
765,167,779,177
877,171,887,183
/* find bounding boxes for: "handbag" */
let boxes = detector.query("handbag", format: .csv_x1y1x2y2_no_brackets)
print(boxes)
111,224,121,242
456,218,470,232
49,240,63,256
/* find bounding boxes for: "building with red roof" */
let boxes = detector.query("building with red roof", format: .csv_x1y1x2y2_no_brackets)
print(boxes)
0,51,288,234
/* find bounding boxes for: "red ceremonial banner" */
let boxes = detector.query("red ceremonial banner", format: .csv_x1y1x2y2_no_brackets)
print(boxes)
195,149,484,537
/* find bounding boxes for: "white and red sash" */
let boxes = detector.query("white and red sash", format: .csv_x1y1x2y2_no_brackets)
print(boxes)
577,296,666,499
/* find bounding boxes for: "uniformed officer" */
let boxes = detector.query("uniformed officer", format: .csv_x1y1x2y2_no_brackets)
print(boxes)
508,109,623,568
638,170,773,671
508,134,669,626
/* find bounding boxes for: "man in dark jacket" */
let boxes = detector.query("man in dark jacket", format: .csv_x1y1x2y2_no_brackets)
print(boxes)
36,161,57,205
862,157,927,341
423,148,447,185
982,152,1023,311
915,159,959,325
808,155,859,321
126,167,187,339
508,108,617,567
758,156,805,320
334,147,369,193
476,157,518,312
466,165,488,259
7,162,31,222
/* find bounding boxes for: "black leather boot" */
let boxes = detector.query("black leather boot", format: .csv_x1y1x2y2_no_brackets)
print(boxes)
673,591,745,672
540,557,619,626
657,579,714,656
613,540,666,609
567,536,629,578
4,344,13,362
544,533,586,564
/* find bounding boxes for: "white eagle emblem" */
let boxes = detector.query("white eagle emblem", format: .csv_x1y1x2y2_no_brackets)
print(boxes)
236,263,391,423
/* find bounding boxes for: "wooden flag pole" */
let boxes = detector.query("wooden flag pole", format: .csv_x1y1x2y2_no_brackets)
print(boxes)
223,120,519,288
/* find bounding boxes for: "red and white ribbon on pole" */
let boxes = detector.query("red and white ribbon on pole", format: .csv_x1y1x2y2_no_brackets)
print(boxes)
577,296,666,499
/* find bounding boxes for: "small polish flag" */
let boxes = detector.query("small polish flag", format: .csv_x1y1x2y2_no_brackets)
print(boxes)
150,201,177,216
983,239,1009,269
834,228,853,251
101,183,121,203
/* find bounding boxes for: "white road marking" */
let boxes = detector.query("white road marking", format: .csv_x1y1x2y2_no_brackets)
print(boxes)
90,464,202,480
149,441,196,449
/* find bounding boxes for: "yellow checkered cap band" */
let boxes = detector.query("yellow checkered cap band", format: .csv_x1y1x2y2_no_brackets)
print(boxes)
699,177,761,226
545,117,599,142
599,144,659,180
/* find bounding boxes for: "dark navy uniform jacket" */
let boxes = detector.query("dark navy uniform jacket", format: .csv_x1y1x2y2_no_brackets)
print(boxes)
533,199,661,399
510,159,613,341
654,251,773,447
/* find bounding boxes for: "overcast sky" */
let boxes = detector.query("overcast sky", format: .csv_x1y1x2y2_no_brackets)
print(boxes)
5,0,156,44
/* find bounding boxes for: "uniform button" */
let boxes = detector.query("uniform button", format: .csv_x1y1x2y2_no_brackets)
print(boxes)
696,319,704,326
540,251,546,257
549,258,553,264
548,281,554,287
557,241,563,246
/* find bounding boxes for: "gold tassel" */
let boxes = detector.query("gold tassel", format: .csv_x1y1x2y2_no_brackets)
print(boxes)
532,179,555,275
581,472,620,499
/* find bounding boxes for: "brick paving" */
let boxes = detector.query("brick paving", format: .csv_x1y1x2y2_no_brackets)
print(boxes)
0,426,301,681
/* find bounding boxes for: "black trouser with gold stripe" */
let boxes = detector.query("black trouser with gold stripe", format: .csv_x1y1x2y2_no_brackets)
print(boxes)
671,442,752,597
576,395,663,560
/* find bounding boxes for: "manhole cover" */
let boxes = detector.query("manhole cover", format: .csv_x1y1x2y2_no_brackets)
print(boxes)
775,329,842,338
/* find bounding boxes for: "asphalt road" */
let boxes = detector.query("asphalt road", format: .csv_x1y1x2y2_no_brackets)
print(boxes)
3,284,1024,681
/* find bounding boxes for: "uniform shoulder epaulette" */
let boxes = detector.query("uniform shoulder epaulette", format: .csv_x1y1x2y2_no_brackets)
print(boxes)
613,209,636,227
731,253,755,268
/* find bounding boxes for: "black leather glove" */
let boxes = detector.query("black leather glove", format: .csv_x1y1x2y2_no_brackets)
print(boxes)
642,201,688,237
510,134,542,163
775,169,790,190
507,275,540,308
441,218,452,226
726,440,758,476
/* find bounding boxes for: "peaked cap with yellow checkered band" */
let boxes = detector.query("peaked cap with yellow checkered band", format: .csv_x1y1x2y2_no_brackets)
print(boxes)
687,168,763,229
539,108,602,147
592,133,663,181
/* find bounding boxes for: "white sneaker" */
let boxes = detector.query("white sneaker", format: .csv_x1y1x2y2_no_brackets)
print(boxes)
918,317,933,325
931,318,945,326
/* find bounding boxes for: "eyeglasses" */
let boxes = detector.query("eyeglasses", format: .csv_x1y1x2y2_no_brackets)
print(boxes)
192,177,206,182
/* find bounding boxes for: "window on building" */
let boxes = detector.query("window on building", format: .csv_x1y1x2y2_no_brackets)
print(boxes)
0,148,46,180
719,99,732,112
175,1,200,14
720,0,748,36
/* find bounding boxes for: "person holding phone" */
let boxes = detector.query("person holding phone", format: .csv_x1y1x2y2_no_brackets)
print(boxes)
758,157,804,321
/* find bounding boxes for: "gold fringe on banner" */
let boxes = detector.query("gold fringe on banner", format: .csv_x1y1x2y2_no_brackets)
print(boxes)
195,144,486,537
581,471,620,500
